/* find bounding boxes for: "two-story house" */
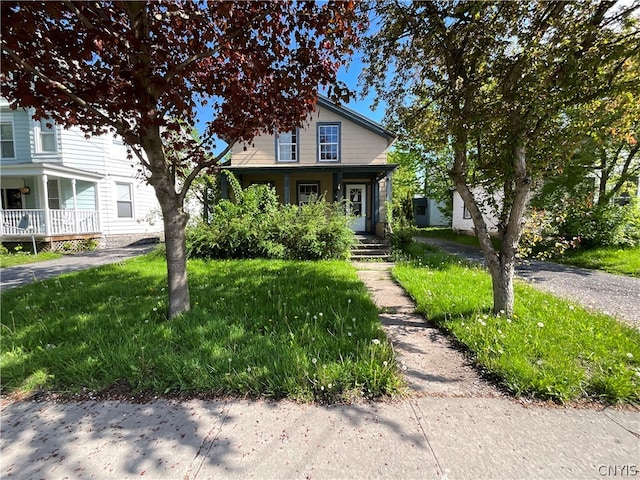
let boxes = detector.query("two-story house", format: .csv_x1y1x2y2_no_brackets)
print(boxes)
0,98,163,250
224,97,397,236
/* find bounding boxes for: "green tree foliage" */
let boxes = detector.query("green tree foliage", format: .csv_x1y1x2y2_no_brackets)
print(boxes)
362,0,639,314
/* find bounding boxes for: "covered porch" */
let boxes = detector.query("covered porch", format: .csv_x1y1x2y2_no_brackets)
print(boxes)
221,164,396,237
1,163,103,242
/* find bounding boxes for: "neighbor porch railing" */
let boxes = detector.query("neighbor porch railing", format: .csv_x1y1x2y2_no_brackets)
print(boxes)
1,209,100,236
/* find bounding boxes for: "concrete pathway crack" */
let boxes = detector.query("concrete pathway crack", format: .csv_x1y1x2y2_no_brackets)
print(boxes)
409,400,445,477
186,401,231,480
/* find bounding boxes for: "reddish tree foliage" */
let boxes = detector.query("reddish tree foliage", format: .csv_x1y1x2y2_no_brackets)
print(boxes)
1,1,362,318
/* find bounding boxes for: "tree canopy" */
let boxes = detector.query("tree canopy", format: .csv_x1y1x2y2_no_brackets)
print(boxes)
1,1,363,318
362,0,639,314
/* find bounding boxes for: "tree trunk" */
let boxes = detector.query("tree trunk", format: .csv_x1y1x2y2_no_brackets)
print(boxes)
162,205,191,319
142,131,192,320
488,256,515,315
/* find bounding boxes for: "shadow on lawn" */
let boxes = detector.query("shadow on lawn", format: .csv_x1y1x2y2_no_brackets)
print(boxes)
1,258,393,401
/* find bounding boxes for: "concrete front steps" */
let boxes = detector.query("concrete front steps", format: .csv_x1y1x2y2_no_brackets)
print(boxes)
351,234,393,262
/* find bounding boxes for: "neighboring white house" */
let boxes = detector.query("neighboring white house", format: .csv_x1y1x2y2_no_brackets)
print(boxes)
451,189,500,234
0,98,163,250
412,195,449,227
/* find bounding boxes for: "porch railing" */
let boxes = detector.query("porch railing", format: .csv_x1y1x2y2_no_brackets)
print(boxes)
1,209,100,236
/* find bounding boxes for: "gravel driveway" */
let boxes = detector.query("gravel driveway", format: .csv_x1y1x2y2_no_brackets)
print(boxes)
415,237,640,328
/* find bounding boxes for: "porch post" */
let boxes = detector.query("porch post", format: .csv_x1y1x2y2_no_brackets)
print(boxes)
283,174,290,205
71,179,79,233
42,175,51,236
334,172,343,201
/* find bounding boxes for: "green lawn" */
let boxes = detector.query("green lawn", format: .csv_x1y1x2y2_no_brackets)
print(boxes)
0,255,402,402
0,251,62,268
393,242,640,404
413,227,501,249
559,246,640,277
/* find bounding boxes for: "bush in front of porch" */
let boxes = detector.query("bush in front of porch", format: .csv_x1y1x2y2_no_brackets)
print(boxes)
187,184,355,261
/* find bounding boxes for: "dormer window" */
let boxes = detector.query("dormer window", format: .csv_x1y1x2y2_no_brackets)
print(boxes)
276,130,298,162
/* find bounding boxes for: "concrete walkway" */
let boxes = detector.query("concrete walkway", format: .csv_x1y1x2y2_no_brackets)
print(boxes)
416,237,640,327
1,257,638,479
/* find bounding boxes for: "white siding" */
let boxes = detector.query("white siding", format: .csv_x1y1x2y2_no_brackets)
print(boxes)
452,190,500,233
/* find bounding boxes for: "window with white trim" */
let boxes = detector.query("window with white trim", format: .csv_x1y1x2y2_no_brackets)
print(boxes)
116,183,133,218
38,118,57,153
0,121,15,159
276,130,297,162
298,183,320,206
463,205,472,219
317,124,340,162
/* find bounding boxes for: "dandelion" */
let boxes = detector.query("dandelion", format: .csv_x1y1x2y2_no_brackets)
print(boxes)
348,299,351,304
499,310,505,315
319,312,324,317
371,339,380,345
313,315,317,320
312,358,318,364
537,322,544,328
247,366,252,372
323,364,327,369
568,305,575,311
153,307,158,312
321,386,325,391
352,318,356,323
627,353,634,359
482,314,488,320
383,361,388,367
347,332,352,337
536,360,543,366
506,319,512,324
328,383,332,389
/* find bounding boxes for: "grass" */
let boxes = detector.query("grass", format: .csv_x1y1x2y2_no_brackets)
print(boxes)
559,246,640,277
0,251,62,268
413,227,500,249
393,242,640,404
0,253,403,402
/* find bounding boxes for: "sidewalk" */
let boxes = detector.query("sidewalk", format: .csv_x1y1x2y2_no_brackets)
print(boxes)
1,261,638,480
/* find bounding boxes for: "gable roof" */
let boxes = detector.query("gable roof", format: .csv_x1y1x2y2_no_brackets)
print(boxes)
317,96,396,145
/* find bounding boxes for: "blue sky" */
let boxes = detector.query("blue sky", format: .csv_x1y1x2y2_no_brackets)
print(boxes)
332,53,387,125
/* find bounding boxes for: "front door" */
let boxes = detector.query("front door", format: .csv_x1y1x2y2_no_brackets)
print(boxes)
346,184,366,232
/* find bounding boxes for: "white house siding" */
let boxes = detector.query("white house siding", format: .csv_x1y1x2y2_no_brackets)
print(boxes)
1,98,163,247
452,189,500,233
232,105,389,166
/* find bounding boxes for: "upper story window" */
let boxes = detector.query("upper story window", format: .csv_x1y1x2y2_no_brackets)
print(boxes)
1,121,15,159
317,123,340,162
37,118,57,153
116,182,133,218
276,130,298,162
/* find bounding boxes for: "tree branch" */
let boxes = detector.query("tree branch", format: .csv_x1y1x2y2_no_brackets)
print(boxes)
178,141,235,204
1,42,126,134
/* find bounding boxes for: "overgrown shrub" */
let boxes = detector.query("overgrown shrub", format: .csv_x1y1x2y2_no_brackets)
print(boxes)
187,184,356,260
559,200,639,249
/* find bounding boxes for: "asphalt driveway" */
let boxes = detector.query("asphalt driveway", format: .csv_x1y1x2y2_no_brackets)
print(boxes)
415,237,640,327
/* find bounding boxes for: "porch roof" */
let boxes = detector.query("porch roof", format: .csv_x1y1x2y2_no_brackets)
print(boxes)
0,162,104,182
223,164,398,176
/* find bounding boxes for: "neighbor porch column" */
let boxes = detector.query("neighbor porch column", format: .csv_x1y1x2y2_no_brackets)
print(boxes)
71,179,79,233
41,175,51,236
